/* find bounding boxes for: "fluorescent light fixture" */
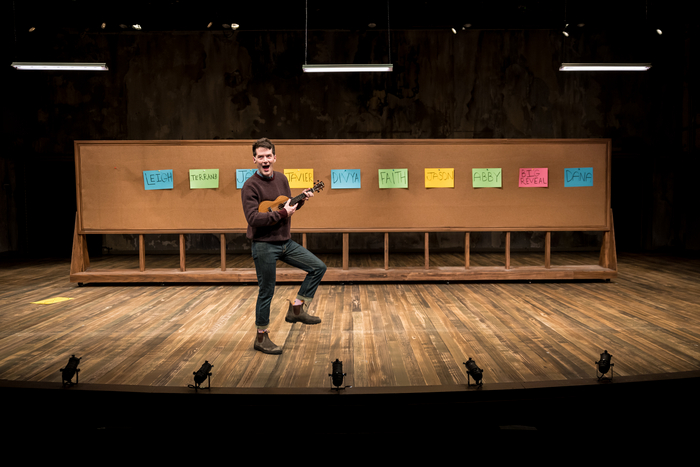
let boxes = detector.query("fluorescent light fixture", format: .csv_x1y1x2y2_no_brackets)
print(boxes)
302,64,393,73
559,63,651,71
11,62,108,71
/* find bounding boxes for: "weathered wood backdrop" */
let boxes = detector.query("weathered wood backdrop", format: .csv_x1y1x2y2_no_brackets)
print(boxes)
2,26,698,257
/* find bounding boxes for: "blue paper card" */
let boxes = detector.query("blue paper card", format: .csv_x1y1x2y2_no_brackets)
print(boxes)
564,167,594,187
143,170,174,190
236,169,257,189
331,169,361,189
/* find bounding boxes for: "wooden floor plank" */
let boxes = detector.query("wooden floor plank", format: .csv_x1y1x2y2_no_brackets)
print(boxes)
1,252,699,388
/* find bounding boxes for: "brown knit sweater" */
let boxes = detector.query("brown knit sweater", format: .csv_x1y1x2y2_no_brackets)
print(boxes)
241,171,304,241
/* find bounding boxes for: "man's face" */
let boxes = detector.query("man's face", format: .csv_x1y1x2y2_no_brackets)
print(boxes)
254,147,276,177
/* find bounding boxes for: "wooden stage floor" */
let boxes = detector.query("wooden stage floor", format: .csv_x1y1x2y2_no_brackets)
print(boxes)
1,252,699,391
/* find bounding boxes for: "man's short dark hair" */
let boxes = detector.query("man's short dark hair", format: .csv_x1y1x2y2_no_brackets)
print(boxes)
252,138,275,156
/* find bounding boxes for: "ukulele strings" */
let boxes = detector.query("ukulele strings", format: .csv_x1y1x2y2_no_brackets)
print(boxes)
276,182,322,210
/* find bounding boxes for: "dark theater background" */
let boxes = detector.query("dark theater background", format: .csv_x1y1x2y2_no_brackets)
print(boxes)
1,0,698,455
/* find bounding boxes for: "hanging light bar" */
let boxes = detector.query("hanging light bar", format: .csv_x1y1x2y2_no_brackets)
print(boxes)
559,63,651,71
303,0,392,73
11,62,109,71
302,64,393,73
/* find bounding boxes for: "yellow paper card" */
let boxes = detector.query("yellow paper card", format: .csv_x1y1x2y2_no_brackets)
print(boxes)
32,297,74,305
284,169,314,188
425,168,454,188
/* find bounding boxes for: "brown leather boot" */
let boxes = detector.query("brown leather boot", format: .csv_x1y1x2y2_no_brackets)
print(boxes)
285,300,322,325
254,330,282,354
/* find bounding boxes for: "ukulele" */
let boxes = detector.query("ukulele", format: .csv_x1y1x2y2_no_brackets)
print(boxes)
258,180,325,215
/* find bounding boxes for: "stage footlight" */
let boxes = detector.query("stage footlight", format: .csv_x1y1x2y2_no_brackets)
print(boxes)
463,358,483,386
60,355,81,386
595,350,614,381
329,358,346,391
191,360,213,389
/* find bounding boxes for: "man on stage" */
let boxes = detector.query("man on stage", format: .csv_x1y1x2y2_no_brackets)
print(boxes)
241,137,327,355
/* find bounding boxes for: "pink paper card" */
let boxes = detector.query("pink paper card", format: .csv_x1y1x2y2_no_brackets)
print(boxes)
519,168,548,187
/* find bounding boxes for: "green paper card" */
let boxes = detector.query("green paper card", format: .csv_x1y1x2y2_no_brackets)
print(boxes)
378,169,408,188
472,168,502,187
189,169,220,189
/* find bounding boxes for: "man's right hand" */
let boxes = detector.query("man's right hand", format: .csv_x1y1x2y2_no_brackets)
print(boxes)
283,198,297,216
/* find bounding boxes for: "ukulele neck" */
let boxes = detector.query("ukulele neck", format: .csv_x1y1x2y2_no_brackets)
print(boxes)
279,191,310,209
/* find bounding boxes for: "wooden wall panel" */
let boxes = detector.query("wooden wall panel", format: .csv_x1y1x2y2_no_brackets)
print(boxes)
75,139,611,234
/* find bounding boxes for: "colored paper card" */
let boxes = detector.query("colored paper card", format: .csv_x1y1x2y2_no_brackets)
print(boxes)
378,169,408,188
236,169,256,189
565,167,594,187
32,297,74,305
143,170,173,190
472,168,502,187
189,169,219,189
284,169,314,188
425,168,454,188
519,168,548,187
331,169,361,189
